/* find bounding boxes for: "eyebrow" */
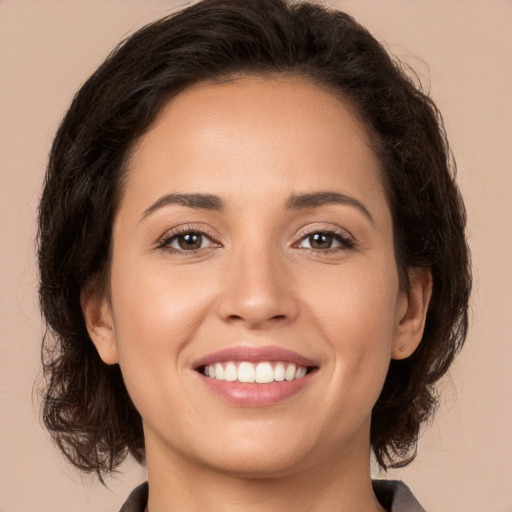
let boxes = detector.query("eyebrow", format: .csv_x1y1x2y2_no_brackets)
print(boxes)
142,193,225,220
285,191,375,225
141,190,374,225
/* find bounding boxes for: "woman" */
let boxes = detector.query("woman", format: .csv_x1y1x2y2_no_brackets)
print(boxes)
37,0,471,510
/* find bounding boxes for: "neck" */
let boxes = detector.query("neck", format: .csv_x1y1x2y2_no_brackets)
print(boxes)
144,429,385,512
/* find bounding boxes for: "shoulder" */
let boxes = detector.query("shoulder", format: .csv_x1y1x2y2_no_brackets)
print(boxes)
119,482,148,512
372,480,426,512
119,480,426,512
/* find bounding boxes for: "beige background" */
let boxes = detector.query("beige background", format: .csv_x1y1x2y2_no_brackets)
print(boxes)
1,1,511,511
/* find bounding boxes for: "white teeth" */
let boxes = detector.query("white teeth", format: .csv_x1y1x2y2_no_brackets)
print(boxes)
255,362,274,383
295,366,307,378
238,362,255,383
285,363,296,381
274,362,285,381
203,361,309,383
214,363,224,380
224,362,238,381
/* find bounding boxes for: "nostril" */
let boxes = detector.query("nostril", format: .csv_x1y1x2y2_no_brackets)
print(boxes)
216,283,299,328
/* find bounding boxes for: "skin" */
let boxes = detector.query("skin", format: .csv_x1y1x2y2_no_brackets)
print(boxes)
83,76,432,512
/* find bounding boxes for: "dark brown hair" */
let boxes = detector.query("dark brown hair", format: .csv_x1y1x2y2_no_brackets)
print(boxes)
38,0,471,480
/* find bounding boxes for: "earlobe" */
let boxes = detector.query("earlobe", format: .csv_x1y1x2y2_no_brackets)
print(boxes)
80,285,119,365
392,268,433,360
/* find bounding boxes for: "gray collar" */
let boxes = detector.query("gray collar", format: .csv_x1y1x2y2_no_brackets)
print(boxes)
120,479,426,512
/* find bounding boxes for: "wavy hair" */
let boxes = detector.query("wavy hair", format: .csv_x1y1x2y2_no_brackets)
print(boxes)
38,0,471,480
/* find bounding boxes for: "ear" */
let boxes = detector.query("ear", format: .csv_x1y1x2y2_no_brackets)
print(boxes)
392,268,433,360
80,284,118,365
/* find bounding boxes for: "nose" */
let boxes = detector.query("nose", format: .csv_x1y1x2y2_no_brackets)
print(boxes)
215,245,299,330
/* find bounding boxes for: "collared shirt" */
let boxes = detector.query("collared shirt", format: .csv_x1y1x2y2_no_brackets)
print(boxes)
119,480,426,512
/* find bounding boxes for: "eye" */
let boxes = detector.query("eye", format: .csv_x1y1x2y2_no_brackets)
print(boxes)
296,229,354,251
158,227,219,253
170,232,209,251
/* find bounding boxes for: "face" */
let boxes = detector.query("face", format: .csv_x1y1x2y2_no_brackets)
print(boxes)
84,76,429,479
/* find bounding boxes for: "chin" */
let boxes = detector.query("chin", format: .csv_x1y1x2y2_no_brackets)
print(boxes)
204,446,313,479
184,425,328,479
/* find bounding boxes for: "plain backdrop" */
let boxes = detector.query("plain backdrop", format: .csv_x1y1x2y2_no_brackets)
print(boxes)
1,1,511,511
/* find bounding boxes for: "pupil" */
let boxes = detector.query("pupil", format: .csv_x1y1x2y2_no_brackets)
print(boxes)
178,233,202,250
310,233,332,249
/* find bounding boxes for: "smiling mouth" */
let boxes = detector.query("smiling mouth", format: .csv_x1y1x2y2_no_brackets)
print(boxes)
192,345,319,405
199,361,316,383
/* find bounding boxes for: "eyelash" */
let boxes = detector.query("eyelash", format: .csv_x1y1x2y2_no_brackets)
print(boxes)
157,225,356,255
156,225,220,255
294,227,355,253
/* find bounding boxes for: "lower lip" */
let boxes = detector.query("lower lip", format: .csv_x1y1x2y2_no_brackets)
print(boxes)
198,372,315,406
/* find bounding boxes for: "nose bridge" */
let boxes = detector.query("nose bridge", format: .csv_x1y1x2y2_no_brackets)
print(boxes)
216,236,298,328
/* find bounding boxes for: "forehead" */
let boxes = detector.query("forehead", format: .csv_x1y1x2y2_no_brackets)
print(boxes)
122,76,386,218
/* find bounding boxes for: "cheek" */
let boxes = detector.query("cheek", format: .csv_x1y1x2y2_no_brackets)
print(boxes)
303,257,399,342
108,258,217,403
111,257,215,345
301,259,399,397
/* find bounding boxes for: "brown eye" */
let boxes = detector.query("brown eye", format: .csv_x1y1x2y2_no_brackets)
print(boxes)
308,233,335,249
166,232,212,251
177,233,203,250
296,230,354,252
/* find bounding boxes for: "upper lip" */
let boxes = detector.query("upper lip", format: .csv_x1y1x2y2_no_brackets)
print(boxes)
192,345,318,369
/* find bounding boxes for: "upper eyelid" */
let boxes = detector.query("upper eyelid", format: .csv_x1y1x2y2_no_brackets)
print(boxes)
292,226,357,253
294,225,354,242
157,225,220,248
156,223,356,250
